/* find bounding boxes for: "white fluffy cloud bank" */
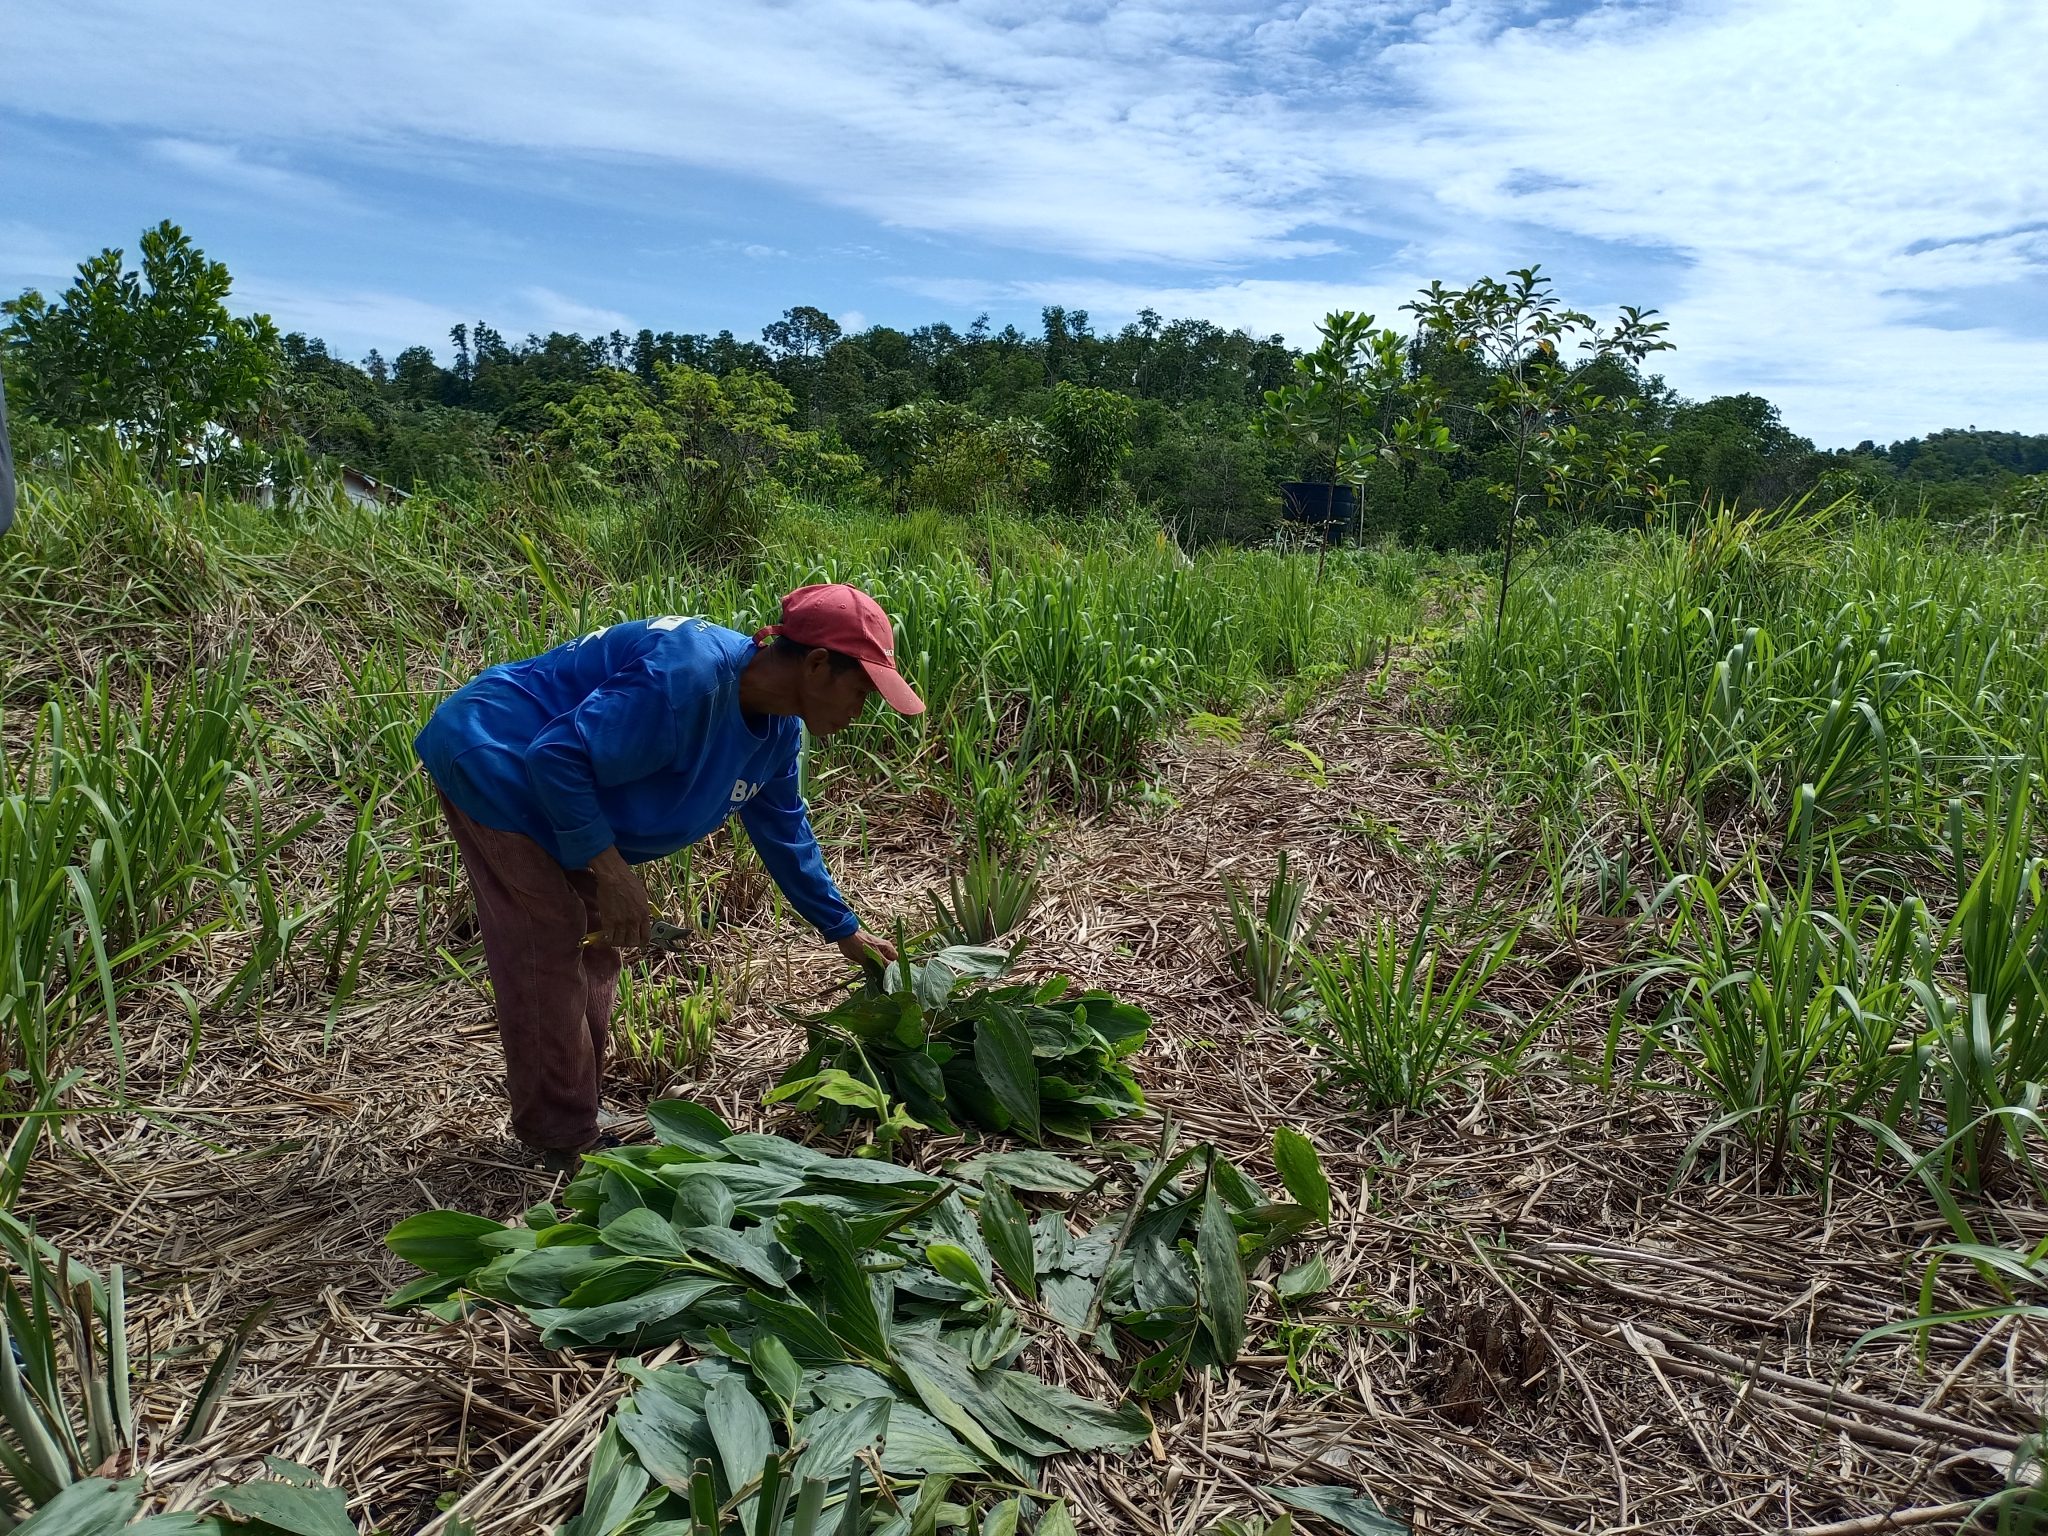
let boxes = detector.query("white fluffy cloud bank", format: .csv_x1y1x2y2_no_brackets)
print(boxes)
13,0,2045,442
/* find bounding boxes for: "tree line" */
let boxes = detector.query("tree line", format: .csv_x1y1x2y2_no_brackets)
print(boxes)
4,221,2044,550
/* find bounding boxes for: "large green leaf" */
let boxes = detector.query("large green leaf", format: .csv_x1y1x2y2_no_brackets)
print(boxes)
674,1226,794,1289
705,1376,774,1521
990,1372,1150,1452
1040,1273,1095,1335
789,1396,891,1482
669,1174,736,1230
646,1099,735,1155
1262,1485,1407,1535
968,1307,1025,1371
904,1473,959,1536
923,1193,995,1277
723,1133,827,1174
895,1358,1009,1471
498,1247,620,1308
561,1258,674,1308
971,1010,1041,1141
777,1205,891,1362
1129,1333,1193,1399
801,1365,985,1476
895,945,1013,1009
659,1162,804,1214
384,1211,505,1277
952,1151,1096,1193
556,1446,651,1536
599,1208,688,1259
925,1243,992,1296
1076,995,1151,1056
893,1337,1056,1460
1209,1155,1268,1214
1277,1255,1333,1302
16,1478,144,1536
742,1293,844,1361
611,1379,714,1494
1195,1176,1247,1366
976,1176,1037,1303
750,1334,803,1420
529,1275,728,1347
1272,1129,1332,1226
208,1477,358,1536
381,1272,458,1310
802,1156,946,1194
872,1406,985,1478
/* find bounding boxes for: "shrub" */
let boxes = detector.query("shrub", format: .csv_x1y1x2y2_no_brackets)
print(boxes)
1042,383,1136,511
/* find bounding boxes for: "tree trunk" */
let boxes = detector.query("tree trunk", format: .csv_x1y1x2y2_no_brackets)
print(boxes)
1494,429,1529,643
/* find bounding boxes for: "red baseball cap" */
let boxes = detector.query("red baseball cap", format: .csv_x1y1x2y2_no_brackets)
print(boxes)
758,584,925,716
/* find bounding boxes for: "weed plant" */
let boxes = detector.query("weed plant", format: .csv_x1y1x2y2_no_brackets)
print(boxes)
1621,859,1925,1187
928,845,1041,946
1220,853,1320,1011
611,967,724,1087
1295,890,1522,1111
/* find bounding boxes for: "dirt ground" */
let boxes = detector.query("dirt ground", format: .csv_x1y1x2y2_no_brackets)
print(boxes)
26,670,2047,1535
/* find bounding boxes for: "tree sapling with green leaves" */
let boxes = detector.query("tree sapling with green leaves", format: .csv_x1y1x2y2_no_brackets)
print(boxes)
2,220,280,480
1405,266,1673,635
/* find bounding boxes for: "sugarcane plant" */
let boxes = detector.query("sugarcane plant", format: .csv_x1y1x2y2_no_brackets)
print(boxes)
0,1218,322,1530
0,1237,132,1514
927,842,1041,947
1220,852,1321,1012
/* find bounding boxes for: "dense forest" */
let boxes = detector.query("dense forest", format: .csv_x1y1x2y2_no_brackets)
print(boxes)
6,222,2045,549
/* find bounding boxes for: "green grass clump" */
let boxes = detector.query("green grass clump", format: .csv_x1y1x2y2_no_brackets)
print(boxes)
1450,499,2048,858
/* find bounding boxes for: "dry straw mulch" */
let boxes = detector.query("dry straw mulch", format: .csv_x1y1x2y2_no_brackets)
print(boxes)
21,669,2046,1535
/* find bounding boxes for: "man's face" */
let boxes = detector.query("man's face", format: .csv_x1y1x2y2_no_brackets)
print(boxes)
800,652,876,737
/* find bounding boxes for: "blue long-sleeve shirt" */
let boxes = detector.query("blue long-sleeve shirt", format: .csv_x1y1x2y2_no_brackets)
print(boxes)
415,617,859,940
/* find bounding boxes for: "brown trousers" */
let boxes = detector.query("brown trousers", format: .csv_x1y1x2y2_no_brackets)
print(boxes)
437,788,620,1151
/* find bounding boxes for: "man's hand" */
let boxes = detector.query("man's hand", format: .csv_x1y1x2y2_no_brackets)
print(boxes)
837,929,897,968
588,847,652,949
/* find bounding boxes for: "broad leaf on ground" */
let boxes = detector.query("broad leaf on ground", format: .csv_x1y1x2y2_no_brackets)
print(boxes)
1272,1129,1332,1225
1262,1485,1407,1535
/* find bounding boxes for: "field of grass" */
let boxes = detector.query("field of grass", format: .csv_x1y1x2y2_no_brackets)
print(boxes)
4,451,2048,1534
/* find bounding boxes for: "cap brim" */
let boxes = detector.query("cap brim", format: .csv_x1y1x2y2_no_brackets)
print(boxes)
862,659,926,716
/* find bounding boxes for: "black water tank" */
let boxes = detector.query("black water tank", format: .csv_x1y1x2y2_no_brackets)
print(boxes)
1280,481,1354,529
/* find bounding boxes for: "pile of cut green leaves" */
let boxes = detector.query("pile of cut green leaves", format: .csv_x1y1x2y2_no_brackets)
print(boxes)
768,947,1147,1151
385,1103,1337,1533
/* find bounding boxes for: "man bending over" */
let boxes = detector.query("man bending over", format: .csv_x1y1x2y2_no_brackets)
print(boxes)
415,583,922,1166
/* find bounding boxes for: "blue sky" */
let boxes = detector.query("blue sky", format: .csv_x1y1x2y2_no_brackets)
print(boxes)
5,0,2043,446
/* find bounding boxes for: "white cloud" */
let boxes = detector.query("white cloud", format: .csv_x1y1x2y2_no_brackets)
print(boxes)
148,138,343,205
516,286,633,337
231,279,636,361
10,0,2047,440
231,278,469,360
0,222,79,289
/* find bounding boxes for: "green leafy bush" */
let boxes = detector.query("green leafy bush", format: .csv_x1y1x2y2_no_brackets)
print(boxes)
770,946,1146,1149
1041,384,1136,511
